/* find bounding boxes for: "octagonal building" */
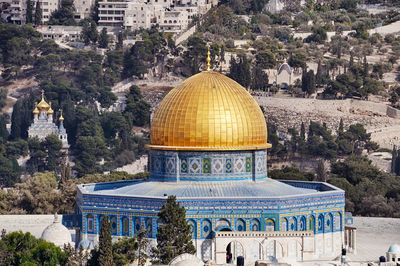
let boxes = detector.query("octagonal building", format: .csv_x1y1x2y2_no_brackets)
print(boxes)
76,70,345,264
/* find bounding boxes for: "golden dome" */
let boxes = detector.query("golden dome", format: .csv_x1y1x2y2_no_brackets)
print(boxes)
59,110,64,122
149,71,271,151
47,102,54,115
33,103,39,115
37,90,50,111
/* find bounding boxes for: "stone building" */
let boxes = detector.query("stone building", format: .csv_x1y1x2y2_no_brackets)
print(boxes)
28,91,69,149
76,63,345,264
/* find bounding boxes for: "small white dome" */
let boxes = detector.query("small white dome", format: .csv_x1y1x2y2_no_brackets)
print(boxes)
169,253,203,266
388,244,400,254
41,214,72,248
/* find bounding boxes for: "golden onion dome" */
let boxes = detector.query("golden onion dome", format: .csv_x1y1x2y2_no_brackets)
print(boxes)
47,102,54,115
37,90,50,111
33,103,39,115
59,109,64,122
148,71,271,151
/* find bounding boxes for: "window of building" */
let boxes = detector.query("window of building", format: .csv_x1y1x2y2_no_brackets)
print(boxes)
122,217,129,236
111,216,117,235
87,214,94,233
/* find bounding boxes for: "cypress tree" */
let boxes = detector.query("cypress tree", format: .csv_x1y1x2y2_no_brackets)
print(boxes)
35,1,42,25
316,60,322,87
26,0,33,24
300,122,306,141
99,216,113,266
116,31,123,50
99,27,109,49
153,196,196,264
10,100,22,140
338,118,344,133
363,54,368,78
0,114,9,141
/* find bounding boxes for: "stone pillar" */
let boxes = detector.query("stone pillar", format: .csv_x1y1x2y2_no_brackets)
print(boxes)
129,215,132,237
117,215,120,236
175,152,180,182
352,229,357,254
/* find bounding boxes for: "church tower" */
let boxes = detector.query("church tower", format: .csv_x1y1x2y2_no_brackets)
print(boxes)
28,90,69,149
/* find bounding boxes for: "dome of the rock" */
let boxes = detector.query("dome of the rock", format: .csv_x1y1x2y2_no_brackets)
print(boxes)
149,71,270,151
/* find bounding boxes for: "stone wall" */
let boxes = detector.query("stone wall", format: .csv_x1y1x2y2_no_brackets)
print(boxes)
0,215,76,242
387,105,400,118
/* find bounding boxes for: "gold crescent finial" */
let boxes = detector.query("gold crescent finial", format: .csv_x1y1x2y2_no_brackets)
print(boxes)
41,89,45,99
206,46,211,71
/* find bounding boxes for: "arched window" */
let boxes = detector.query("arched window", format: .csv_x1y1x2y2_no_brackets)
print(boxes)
289,217,297,231
251,219,260,231
236,219,245,231
318,214,324,233
188,219,196,238
87,214,94,233
110,216,117,235
216,219,231,230
134,218,141,235
202,219,212,238
281,218,288,231
299,216,307,231
309,215,315,233
265,219,275,231
122,217,129,236
326,213,333,232
334,212,342,231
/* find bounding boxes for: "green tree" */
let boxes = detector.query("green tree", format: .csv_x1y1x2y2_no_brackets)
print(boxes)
0,154,21,187
124,85,150,127
99,216,113,266
229,54,251,88
82,20,91,45
305,26,327,44
0,231,67,265
288,51,306,70
301,70,316,96
251,66,269,91
112,237,137,266
15,172,60,214
34,2,42,25
99,27,109,49
89,21,98,44
153,196,196,264
92,0,99,23
182,36,207,75
0,114,9,141
26,0,33,24
31,241,68,265
43,134,63,172
255,50,276,69
116,31,123,50
48,0,76,25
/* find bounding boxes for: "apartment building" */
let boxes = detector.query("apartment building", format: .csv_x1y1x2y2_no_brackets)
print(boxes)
158,10,188,33
98,0,216,33
3,0,91,24
6,0,59,24
74,0,95,20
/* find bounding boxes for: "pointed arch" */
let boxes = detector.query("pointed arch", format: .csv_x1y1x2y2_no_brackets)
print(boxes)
265,219,275,231
299,216,307,231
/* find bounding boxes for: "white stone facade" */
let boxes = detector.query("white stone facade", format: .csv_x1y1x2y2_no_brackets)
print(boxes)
98,0,214,33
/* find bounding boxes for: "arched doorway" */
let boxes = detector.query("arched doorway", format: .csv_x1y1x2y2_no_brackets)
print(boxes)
226,241,244,264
